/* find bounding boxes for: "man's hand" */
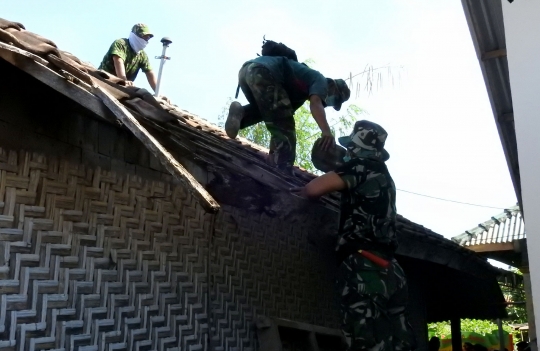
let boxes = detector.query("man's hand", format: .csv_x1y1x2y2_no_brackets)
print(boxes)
266,153,276,167
320,131,336,150
309,95,335,150
290,186,308,199
291,171,347,200
124,80,134,86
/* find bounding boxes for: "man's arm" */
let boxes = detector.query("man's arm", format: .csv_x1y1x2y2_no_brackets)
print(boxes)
290,171,346,199
112,55,134,86
145,70,158,92
309,94,334,150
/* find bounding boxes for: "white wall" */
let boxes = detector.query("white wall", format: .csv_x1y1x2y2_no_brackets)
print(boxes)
502,0,540,344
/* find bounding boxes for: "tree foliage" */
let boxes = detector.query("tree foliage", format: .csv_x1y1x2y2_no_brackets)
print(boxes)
428,319,514,338
501,269,527,324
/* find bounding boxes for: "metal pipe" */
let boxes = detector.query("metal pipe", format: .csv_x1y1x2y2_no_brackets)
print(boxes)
154,37,172,97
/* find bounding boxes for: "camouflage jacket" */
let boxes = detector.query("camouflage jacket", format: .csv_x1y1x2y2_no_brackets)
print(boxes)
335,157,398,258
98,38,152,81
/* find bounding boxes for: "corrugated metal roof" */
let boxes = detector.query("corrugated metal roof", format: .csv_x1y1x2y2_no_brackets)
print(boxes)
461,0,522,208
452,205,525,247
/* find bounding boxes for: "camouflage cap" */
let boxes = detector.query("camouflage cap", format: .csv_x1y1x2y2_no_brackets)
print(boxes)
327,78,351,111
338,120,390,161
131,23,154,39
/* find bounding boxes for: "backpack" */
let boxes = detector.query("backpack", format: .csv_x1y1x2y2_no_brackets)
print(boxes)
259,36,298,61
235,37,300,98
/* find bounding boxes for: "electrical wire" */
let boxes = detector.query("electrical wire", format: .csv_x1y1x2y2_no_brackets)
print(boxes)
396,188,509,210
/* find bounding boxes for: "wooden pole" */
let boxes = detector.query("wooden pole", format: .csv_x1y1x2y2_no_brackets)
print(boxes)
92,85,221,213
451,318,462,351
498,319,506,351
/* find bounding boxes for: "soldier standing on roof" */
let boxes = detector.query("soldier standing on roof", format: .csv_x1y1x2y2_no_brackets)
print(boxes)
98,23,158,92
291,120,416,351
225,39,351,175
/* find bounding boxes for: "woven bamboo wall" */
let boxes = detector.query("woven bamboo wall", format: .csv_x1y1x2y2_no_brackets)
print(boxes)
0,147,340,351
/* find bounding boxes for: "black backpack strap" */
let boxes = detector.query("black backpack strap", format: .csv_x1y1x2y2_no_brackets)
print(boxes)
235,84,240,99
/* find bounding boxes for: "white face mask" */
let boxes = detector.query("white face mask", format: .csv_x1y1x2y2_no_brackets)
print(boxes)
128,31,148,53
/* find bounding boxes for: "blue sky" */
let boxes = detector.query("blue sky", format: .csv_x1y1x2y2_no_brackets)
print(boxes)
2,1,517,251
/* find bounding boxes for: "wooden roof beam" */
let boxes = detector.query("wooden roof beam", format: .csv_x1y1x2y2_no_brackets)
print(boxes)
481,48,507,61
0,41,220,213
92,85,221,213
467,242,514,253
0,41,114,123
499,112,514,122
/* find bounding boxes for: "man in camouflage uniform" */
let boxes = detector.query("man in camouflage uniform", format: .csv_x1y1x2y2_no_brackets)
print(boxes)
291,120,416,351
99,23,158,91
225,55,350,175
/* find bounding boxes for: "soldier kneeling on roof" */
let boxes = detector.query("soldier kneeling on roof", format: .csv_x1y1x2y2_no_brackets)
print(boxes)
225,38,350,176
98,23,158,92
291,121,416,351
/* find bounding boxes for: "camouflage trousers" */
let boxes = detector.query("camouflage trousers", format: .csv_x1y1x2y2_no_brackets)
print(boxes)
336,252,416,351
238,63,296,171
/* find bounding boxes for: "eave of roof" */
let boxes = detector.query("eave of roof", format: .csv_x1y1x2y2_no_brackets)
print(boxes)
452,204,524,247
461,0,522,209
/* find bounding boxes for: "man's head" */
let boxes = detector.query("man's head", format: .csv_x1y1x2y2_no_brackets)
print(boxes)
338,120,390,161
517,342,529,351
428,337,441,351
326,78,350,111
131,23,154,41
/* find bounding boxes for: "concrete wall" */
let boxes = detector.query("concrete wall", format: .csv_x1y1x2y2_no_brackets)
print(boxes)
502,0,540,345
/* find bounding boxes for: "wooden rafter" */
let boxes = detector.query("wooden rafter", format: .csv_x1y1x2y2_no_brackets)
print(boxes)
0,41,114,122
481,48,507,61
466,242,515,253
92,85,220,213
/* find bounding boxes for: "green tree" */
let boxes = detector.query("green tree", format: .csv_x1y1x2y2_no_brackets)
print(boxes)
501,269,527,324
428,319,514,337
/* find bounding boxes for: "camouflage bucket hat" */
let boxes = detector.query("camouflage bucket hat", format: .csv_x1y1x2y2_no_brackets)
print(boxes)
327,78,351,111
338,120,390,161
132,23,153,39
